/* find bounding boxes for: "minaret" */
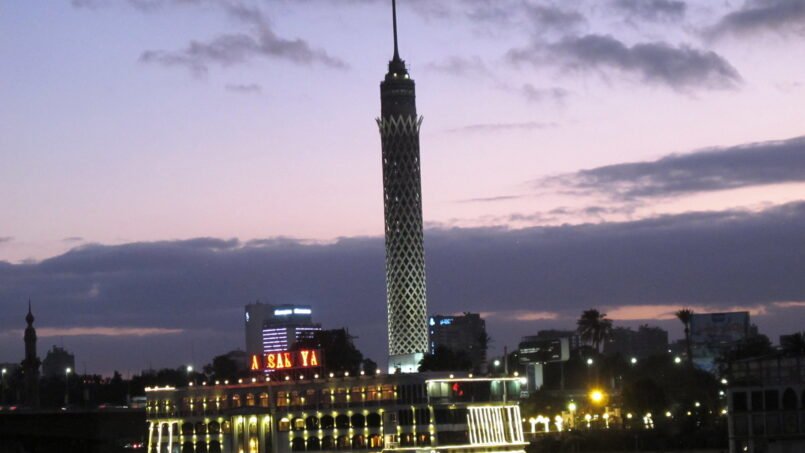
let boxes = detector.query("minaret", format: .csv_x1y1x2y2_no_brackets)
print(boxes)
22,300,40,407
377,0,428,373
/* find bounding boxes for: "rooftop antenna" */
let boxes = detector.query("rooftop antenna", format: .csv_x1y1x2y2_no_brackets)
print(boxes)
392,0,400,60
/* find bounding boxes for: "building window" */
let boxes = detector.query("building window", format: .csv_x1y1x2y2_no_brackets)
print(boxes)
305,415,319,431
782,388,797,410
351,434,366,449
306,437,321,451
351,413,365,428
368,434,383,449
367,413,381,428
733,392,748,412
765,390,780,410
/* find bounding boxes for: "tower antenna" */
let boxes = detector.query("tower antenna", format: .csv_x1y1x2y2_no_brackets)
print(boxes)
392,0,400,60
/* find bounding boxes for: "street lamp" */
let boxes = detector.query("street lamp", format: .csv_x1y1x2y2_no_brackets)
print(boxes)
630,357,638,365
586,358,594,366
674,356,682,364
1,368,6,404
589,389,605,405
65,367,72,407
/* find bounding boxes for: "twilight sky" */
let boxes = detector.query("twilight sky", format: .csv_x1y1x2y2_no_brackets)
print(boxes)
1,0,805,375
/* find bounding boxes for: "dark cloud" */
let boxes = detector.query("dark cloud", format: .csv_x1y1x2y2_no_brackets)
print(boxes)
0,237,12,244
225,83,262,94
426,56,491,78
708,0,805,39
457,195,525,203
509,34,740,90
445,121,556,133
63,237,84,243
549,135,805,199
71,0,206,12
76,0,348,75
612,0,686,22
524,4,586,33
2,202,805,372
521,84,569,103
140,23,347,76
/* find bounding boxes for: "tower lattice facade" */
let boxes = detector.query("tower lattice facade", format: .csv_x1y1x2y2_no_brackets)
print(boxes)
378,0,428,372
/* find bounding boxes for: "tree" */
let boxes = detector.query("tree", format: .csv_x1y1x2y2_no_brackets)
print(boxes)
781,332,805,355
361,358,378,375
295,328,365,374
209,354,239,382
576,309,613,352
675,308,694,363
418,346,472,372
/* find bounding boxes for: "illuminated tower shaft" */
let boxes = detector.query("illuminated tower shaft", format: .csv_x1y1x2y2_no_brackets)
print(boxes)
377,0,427,373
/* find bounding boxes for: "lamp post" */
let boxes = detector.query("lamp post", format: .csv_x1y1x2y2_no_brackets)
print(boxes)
65,367,72,407
186,365,194,385
568,402,577,430
492,359,501,377
1,368,6,404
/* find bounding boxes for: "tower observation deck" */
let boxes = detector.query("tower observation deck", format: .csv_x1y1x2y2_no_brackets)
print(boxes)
377,0,428,373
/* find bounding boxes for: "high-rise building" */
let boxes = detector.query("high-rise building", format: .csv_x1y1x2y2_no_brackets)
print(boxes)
41,345,76,378
428,313,488,370
378,0,428,373
604,325,669,359
244,302,276,358
246,302,322,358
690,311,751,371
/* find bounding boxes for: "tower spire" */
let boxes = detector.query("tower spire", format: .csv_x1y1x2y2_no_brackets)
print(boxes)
392,0,400,60
26,298,34,325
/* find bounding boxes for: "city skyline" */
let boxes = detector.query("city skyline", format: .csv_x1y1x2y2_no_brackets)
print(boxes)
2,0,805,374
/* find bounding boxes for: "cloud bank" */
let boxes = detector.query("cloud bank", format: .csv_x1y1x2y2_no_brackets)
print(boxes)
509,34,740,91
548,135,805,199
2,201,805,372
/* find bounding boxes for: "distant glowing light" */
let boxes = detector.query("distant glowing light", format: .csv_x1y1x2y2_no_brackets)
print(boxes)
589,390,604,404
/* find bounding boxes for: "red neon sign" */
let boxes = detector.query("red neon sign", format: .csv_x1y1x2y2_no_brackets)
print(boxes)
250,349,321,371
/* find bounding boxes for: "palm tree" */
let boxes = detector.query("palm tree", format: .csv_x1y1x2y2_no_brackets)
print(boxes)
675,308,694,363
576,309,613,352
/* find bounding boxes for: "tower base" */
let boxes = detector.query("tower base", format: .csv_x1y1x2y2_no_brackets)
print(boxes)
388,352,423,374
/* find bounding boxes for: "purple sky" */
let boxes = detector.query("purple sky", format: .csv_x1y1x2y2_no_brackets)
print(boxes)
1,0,805,375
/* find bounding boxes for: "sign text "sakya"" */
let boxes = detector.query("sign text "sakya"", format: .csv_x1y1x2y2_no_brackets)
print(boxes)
250,350,321,371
